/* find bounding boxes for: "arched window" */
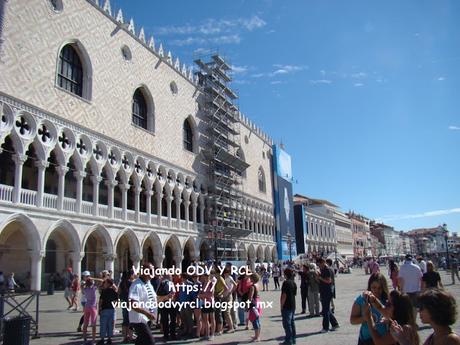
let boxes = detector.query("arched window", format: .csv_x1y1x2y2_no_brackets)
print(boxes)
183,119,193,152
57,45,83,96
258,167,266,193
132,89,148,129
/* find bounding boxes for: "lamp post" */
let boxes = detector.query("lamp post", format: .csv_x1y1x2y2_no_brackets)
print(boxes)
287,232,292,263
443,224,449,269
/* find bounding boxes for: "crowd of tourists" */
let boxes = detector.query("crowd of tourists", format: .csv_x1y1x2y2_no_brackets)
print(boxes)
46,251,460,345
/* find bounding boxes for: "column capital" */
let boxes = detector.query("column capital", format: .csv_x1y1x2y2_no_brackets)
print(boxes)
91,175,103,183
183,199,190,207
105,179,118,188
56,165,69,175
130,254,143,262
73,170,86,180
35,159,49,169
71,252,85,261
103,253,117,261
30,250,46,260
145,189,154,197
135,186,143,194
166,195,174,203
13,153,27,164
119,183,131,191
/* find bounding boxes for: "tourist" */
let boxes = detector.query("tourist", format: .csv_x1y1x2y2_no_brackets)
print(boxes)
317,257,339,333
70,275,80,311
422,261,443,290
63,267,74,308
177,273,194,338
118,270,134,343
82,274,103,345
364,289,420,345
199,270,215,340
6,272,19,292
129,263,162,345
237,271,253,329
369,258,381,275
450,254,459,284
213,267,228,336
350,273,390,344
418,289,460,345
299,264,309,314
222,267,237,333
157,274,177,341
326,258,337,313
417,256,427,274
398,254,423,315
388,260,399,290
307,263,320,317
190,272,203,338
262,268,270,291
98,278,118,345
272,264,281,290
392,289,460,345
280,267,297,345
247,272,262,342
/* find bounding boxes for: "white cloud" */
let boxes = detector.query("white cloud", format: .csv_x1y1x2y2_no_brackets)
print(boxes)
250,73,265,78
351,72,367,79
377,208,460,222
438,77,445,81
270,64,307,76
171,34,241,46
449,126,460,130
309,79,332,84
230,65,249,74
155,15,266,37
354,83,364,87
270,80,284,85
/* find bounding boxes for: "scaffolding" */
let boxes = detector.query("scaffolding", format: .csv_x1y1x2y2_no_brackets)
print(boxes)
195,53,251,261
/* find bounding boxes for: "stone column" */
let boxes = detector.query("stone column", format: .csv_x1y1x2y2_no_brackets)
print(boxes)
134,185,142,223
145,190,153,225
30,251,45,291
35,159,48,208
166,195,173,227
131,254,142,272
120,183,129,221
91,175,102,216
74,170,86,213
106,179,117,218
199,199,205,224
104,254,116,275
175,197,181,229
72,252,84,280
56,165,69,210
156,192,163,226
12,154,27,204
183,199,190,229
191,199,197,225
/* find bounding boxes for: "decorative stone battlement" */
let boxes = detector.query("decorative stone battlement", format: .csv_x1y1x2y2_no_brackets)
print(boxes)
238,112,273,146
86,0,198,86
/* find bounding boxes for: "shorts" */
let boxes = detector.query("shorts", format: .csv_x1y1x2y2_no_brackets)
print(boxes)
83,306,98,326
201,306,214,314
252,317,260,330
407,292,419,308
64,287,71,299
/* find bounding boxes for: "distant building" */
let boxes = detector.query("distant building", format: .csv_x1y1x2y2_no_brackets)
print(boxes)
333,209,353,259
370,222,403,257
348,211,371,258
406,226,448,255
293,194,337,257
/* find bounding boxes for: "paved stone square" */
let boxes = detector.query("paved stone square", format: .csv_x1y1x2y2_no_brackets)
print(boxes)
4,268,460,345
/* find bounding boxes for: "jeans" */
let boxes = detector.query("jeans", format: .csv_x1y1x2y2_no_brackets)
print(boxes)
282,309,296,344
300,286,308,312
308,289,320,315
132,322,155,345
160,307,177,337
237,296,246,325
100,308,114,338
274,277,280,289
320,293,338,331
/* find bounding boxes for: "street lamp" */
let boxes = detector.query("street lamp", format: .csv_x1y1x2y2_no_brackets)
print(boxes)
443,224,449,269
287,232,292,263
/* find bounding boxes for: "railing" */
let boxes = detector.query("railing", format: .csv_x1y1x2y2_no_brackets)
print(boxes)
114,207,123,220
20,188,37,205
140,213,148,224
98,204,108,217
127,209,135,222
180,219,187,229
0,184,14,202
63,197,76,212
43,193,57,209
161,216,168,227
81,200,93,215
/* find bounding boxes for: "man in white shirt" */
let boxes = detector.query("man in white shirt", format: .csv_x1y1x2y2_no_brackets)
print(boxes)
417,256,427,274
129,263,172,345
398,254,423,313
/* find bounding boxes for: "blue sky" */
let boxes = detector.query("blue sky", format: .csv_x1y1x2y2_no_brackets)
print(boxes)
113,0,460,233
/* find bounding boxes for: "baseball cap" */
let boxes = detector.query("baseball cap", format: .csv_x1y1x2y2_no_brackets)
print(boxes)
82,271,91,276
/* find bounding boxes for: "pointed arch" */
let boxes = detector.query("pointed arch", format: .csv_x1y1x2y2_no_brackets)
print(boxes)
132,85,155,132
258,166,266,193
183,115,197,153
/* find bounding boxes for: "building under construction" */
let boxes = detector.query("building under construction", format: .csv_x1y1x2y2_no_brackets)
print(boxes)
195,54,251,261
